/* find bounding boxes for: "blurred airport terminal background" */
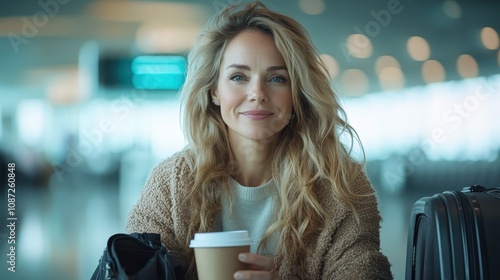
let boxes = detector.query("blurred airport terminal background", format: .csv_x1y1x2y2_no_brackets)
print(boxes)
0,0,499,279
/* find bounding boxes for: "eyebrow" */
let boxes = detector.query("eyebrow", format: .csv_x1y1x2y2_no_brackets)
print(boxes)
225,64,287,72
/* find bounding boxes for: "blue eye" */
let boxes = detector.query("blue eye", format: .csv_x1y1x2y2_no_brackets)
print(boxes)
230,74,245,81
270,76,286,83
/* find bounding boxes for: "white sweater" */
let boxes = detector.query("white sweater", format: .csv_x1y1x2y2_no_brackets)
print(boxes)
216,177,279,256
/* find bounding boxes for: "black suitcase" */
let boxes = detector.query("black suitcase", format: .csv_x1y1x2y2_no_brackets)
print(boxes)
406,185,500,280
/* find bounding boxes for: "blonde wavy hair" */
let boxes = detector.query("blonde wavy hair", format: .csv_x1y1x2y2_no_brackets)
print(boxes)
180,1,368,275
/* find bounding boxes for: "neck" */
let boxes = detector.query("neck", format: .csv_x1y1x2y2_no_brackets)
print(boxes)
229,138,276,187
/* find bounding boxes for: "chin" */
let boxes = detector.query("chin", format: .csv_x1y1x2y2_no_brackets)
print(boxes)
244,129,281,142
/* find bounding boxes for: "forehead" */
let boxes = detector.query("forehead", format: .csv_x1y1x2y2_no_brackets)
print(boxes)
220,30,286,67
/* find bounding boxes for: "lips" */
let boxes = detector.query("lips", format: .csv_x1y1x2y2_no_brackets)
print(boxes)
241,110,274,120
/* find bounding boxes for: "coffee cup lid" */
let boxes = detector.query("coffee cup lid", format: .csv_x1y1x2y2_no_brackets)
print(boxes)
189,230,252,248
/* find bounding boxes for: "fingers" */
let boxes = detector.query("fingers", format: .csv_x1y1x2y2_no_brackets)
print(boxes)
234,253,277,280
234,270,274,280
238,253,274,270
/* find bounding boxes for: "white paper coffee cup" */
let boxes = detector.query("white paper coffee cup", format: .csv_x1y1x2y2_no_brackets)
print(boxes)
190,230,252,280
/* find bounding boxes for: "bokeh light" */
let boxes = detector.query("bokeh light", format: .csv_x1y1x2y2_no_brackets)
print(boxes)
407,36,431,61
319,54,339,79
481,27,500,50
299,0,325,15
442,0,462,19
346,33,373,59
340,69,369,96
457,54,479,78
422,60,446,83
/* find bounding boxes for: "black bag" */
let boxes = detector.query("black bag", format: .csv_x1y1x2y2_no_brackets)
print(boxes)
91,232,186,280
405,185,500,280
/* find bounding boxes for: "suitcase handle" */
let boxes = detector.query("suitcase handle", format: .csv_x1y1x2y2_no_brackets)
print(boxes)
463,185,486,192
462,185,500,199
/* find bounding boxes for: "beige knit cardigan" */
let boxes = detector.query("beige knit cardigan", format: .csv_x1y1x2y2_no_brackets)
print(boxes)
126,151,393,279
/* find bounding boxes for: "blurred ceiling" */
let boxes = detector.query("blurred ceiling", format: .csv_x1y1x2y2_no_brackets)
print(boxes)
0,0,499,95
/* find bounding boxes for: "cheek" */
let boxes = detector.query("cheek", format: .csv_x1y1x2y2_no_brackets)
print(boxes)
220,94,240,109
219,86,244,107
278,94,294,114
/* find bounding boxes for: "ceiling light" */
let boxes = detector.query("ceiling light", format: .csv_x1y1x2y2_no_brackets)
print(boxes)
457,54,479,78
340,69,369,96
299,0,325,15
422,60,445,83
319,54,339,79
480,27,500,50
87,1,207,24
375,55,401,74
498,49,500,66
136,23,199,53
378,66,405,91
346,33,373,59
442,0,462,19
407,36,430,61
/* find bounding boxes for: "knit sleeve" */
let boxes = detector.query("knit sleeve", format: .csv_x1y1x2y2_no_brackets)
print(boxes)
322,171,393,280
125,153,191,261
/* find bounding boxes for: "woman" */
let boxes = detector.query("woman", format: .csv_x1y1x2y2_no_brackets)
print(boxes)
126,2,392,279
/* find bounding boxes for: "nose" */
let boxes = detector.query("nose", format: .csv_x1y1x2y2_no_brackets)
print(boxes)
248,80,269,102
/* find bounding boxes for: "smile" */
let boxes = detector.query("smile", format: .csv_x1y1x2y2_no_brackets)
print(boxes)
241,110,275,120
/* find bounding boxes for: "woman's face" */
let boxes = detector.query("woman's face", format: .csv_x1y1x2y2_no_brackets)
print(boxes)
213,30,293,144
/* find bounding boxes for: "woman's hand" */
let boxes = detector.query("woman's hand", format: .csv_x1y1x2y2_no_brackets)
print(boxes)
233,253,278,280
